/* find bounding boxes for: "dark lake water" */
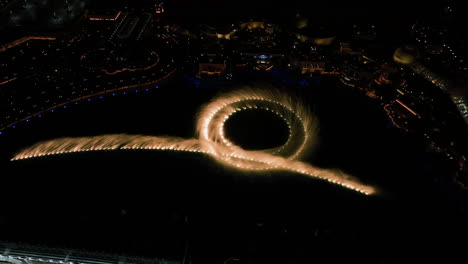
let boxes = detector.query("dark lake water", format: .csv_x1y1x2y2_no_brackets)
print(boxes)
0,73,464,262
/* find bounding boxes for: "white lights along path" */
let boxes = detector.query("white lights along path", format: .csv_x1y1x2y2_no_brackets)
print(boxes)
12,88,377,195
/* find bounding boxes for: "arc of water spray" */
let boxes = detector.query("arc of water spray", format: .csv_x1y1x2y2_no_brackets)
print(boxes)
12,88,377,195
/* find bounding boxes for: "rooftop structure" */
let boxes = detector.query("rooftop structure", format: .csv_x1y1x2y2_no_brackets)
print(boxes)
0,242,178,264
393,45,419,65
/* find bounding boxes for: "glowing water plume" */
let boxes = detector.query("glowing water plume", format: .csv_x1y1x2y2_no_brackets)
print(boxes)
12,88,377,195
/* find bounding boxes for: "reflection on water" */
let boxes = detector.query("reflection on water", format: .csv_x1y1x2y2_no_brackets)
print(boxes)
0,76,455,262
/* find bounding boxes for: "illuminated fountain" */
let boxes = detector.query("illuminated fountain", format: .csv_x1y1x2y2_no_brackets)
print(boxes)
12,88,377,195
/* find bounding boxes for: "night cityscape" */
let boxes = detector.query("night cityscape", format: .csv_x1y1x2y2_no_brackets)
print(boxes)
1,0,468,263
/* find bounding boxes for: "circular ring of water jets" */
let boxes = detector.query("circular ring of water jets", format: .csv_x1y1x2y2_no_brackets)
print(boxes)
12,88,377,195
